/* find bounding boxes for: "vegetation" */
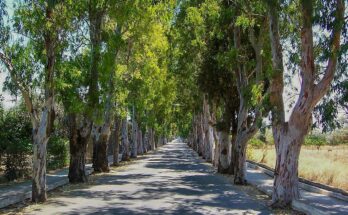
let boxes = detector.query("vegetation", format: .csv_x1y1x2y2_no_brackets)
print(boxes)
0,0,347,210
249,144,348,191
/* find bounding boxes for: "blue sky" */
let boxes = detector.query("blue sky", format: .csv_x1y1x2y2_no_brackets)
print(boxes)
0,0,15,108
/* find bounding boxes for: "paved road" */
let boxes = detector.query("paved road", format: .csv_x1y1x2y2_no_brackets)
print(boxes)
24,141,273,215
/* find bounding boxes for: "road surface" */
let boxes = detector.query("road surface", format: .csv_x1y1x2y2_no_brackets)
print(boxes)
24,141,275,215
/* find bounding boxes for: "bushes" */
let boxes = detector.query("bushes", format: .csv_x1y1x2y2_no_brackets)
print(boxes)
304,134,326,149
249,138,265,148
0,105,69,182
0,107,32,181
329,127,348,145
47,135,69,170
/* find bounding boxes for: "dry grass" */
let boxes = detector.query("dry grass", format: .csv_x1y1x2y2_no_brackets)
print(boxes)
249,145,348,191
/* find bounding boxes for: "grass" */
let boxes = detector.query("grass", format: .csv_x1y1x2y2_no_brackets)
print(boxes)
249,144,348,191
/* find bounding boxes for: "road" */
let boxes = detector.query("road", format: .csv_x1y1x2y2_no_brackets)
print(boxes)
24,141,275,215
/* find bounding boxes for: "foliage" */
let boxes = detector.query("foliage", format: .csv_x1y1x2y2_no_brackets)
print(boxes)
246,146,255,161
248,138,266,148
47,135,69,170
328,127,348,145
304,134,326,147
0,106,32,181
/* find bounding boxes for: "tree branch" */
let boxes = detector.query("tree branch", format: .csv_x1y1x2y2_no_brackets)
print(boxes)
313,0,345,104
0,51,38,122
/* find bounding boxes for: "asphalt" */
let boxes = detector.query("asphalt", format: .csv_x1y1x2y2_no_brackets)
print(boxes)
20,141,273,215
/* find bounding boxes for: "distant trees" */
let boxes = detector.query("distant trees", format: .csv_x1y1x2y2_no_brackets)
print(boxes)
0,0,176,203
0,0,347,209
172,0,347,209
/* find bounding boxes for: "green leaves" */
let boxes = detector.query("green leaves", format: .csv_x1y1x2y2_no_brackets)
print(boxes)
236,15,255,29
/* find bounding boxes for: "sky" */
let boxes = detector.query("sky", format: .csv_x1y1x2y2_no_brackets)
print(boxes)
0,0,15,109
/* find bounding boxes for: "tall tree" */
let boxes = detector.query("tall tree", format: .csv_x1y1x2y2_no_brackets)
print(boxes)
266,0,345,207
0,0,70,202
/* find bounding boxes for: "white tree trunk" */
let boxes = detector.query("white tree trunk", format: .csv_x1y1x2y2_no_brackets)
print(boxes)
32,108,50,203
272,124,304,207
121,118,130,161
213,129,220,167
218,131,230,173
150,128,156,151
131,119,138,158
113,117,120,165
198,114,205,157
137,129,143,155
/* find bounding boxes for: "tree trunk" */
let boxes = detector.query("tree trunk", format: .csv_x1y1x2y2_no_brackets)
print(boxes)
150,128,156,151
131,118,138,158
113,117,121,165
154,133,158,149
67,114,92,183
192,115,198,152
121,118,130,161
143,130,148,153
197,114,204,157
218,131,230,173
213,130,220,167
266,0,344,207
92,122,111,172
233,74,254,185
233,135,249,185
203,97,213,161
271,122,307,207
229,126,237,175
32,108,51,203
137,129,143,155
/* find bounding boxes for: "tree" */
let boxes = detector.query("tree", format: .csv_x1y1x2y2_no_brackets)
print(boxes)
229,0,271,185
266,0,346,207
0,0,70,202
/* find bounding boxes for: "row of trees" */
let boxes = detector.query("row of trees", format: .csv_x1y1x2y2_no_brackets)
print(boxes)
171,0,347,208
0,0,176,203
0,0,347,210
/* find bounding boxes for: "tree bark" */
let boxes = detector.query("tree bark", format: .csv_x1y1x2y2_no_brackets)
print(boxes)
192,115,198,152
113,117,121,165
203,96,213,162
131,114,138,158
68,114,92,183
92,122,111,172
150,128,156,151
197,114,204,157
213,129,220,167
272,123,306,207
121,118,130,161
137,129,143,155
218,131,230,173
228,116,238,175
143,130,148,153
32,108,51,203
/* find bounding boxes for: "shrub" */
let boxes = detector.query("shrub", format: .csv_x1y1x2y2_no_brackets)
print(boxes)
47,135,69,170
246,146,255,160
304,134,326,148
329,127,348,145
249,137,265,148
4,140,31,181
0,108,32,181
